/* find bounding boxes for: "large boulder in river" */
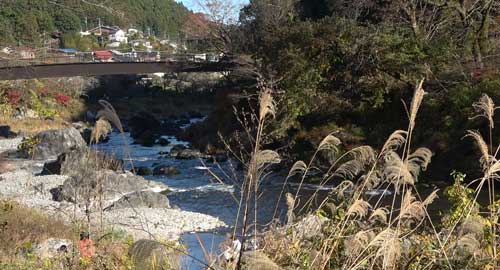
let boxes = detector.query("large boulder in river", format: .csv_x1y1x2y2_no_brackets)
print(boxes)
134,130,159,147
42,148,123,175
21,128,87,160
105,191,170,211
128,239,181,270
153,165,180,176
133,166,153,176
170,145,203,160
57,170,168,206
129,112,160,138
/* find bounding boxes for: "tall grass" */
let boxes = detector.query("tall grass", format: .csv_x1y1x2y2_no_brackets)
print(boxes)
212,80,500,270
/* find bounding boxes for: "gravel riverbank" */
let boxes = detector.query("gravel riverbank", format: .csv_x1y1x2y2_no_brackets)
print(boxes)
0,137,226,241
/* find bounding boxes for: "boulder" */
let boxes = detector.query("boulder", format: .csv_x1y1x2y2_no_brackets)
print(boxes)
0,126,15,138
156,137,170,146
58,170,168,206
128,239,181,270
240,251,281,270
170,145,203,160
134,130,160,147
35,238,72,259
129,112,161,140
205,153,228,163
22,128,87,160
160,119,182,135
105,191,170,210
290,214,327,240
153,165,180,176
134,166,153,176
170,144,187,153
41,148,123,175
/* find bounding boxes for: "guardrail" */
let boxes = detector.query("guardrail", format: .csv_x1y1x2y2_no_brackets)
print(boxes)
0,52,224,68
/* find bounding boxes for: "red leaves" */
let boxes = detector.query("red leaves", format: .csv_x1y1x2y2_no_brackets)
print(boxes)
55,93,71,106
4,90,22,106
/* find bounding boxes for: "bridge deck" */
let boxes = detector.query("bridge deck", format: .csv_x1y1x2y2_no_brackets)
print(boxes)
0,61,234,80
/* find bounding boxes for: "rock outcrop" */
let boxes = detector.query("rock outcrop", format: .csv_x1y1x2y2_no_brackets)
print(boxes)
105,191,170,210
57,170,168,207
153,165,180,176
42,148,123,175
22,128,87,160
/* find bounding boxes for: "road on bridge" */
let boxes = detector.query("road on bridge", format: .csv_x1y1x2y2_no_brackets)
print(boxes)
0,61,236,80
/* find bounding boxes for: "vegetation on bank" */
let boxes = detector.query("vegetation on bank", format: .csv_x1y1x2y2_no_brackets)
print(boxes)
204,83,500,270
190,0,500,181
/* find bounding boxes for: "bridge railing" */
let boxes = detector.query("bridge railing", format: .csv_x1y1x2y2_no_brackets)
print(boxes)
0,51,226,68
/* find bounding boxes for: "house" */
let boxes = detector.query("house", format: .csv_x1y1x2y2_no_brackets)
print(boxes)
88,26,120,36
16,47,36,59
127,28,140,35
106,41,121,48
93,50,113,62
1,47,13,54
111,29,127,43
130,40,153,50
79,31,91,36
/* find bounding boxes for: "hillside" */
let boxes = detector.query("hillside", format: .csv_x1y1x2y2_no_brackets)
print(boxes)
0,0,191,46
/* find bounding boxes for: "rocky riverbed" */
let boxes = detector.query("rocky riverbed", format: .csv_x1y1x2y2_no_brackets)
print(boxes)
0,135,226,241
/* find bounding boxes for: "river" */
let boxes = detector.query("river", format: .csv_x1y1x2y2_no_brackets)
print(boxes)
93,118,299,269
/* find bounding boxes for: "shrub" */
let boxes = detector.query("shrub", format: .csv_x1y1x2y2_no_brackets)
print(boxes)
4,90,22,107
54,93,70,106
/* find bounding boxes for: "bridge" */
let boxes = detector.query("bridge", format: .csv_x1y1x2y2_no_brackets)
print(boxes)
0,53,237,80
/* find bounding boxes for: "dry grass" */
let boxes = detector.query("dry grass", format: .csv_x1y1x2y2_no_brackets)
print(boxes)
207,81,500,270
0,200,73,258
0,117,70,135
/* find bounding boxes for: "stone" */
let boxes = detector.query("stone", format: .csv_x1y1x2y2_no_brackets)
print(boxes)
240,251,281,270
35,238,72,259
128,239,181,270
58,170,168,207
129,112,161,140
170,145,202,160
134,166,153,176
41,148,123,175
105,191,170,210
23,128,87,160
170,144,187,153
205,153,228,163
153,165,180,176
290,214,327,240
156,137,170,146
134,130,160,147
0,126,15,138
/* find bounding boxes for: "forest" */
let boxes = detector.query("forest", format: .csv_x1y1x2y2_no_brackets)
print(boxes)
0,0,190,46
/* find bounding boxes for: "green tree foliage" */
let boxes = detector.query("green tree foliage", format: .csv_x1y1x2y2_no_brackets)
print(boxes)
233,0,500,179
0,0,190,46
